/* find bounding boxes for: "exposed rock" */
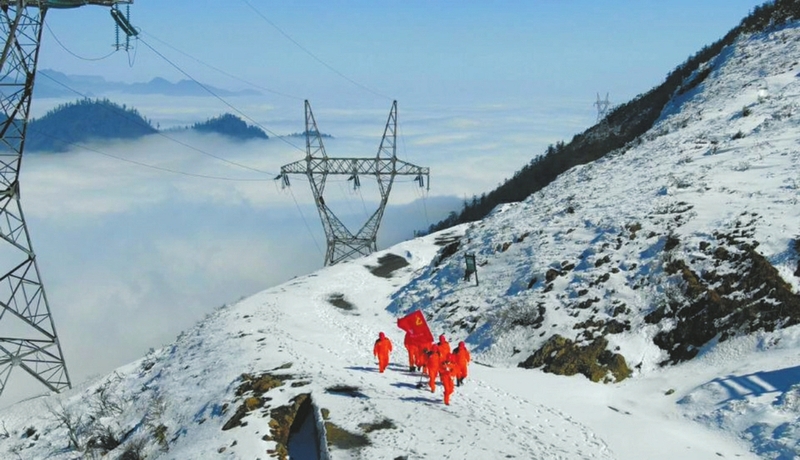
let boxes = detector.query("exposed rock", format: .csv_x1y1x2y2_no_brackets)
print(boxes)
527,276,538,289
327,293,355,311
518,335,631,382
794,237,800,277
594,255,612,267
602,319,631,335
324,421,370,450
435,241,460,267
267,394,311,449
575,297,600,310
626,222,642,239
653,240,800,364
222,370,291,431
325,385,367,398
369,253,410,278
664,233,680,252
545,268,561,283
358,418,395,433
433,232,461,247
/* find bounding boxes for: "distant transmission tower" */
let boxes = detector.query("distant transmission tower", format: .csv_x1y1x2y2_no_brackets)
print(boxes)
0,0,135,398
594,92,610,122
278,100,429,266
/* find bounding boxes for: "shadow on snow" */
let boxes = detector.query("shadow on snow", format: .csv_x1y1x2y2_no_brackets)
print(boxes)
710,365,800,402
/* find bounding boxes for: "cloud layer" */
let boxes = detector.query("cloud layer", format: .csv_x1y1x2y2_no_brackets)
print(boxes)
1,94,591,405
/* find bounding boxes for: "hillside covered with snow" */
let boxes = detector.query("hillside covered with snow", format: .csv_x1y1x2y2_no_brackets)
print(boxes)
1,6,800,460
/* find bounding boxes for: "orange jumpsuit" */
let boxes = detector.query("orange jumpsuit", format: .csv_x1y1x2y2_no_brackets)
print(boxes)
373,332,393,373
437,335,451,357
439,354,456,405
426,345,441,393
416,345,431,376
404,333,419,372
453,341,471,386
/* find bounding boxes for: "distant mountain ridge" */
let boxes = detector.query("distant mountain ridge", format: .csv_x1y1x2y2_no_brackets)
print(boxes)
26,99,270,152
34,69,261,98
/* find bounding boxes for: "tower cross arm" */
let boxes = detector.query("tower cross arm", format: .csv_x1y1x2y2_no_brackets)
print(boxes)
279,158,312,175
394,158,429,176
280,157,429,177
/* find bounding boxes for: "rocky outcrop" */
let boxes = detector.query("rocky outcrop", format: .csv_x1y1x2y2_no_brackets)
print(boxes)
518,335,631,382
648,238,800,365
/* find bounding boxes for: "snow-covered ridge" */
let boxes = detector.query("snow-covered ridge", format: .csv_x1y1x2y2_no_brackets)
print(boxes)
394,22,800,377
1,18,800,460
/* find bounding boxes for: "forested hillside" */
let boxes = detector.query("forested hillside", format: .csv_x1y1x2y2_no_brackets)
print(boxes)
190,113,268,140
26,98,156,153
26,100,273,153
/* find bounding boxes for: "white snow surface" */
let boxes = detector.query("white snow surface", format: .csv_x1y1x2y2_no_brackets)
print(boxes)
1,20,800,460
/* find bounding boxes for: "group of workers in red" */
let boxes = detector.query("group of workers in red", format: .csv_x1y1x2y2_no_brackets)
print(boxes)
372,310,471,406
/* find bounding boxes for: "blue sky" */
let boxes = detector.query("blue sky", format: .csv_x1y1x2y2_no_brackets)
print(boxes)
40,0,768,109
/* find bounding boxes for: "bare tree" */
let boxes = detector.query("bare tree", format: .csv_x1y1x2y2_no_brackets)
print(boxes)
45,400,86,451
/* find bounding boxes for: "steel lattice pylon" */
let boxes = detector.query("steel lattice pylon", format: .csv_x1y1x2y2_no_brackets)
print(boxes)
0,0,134,398
279,100,429,266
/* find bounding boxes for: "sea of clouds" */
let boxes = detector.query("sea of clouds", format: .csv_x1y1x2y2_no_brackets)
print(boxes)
0,91,592,405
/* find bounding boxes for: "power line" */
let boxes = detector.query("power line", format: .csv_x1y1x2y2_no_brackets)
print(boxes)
36,71,280,176
140,30,304,102
44,22,117,62
26,125,271,182
394,117,431,229
238,0,392,101
41,15,425,247
287,186,324,258
137,36,306,154
125,36,138,67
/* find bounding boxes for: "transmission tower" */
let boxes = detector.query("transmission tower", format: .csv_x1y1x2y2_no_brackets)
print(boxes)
0,0,134,398
594,92,610,122
278,100,429,266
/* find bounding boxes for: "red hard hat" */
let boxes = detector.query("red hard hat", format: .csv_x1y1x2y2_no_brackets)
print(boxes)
379,332,386,339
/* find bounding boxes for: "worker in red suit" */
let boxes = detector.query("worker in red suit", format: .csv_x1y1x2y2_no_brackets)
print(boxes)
426,344,441,393
373,332,393,373
416,343,432,376
453,341,472,386
439,352,457,405
403,332,420,372
437,334,451,356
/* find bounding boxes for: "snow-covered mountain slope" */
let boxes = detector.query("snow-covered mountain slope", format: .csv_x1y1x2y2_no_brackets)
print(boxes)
1,17,800,460
0,233,764,460
392,22,800,376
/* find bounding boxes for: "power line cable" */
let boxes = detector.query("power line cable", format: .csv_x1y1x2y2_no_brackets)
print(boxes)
137,36,306,154
125,37,138,67
238,0,393,101
395,118,431,230
36,71,280,176
44,22,117,62
36,23,328,252
26,125,270,182
140,30,303,102
287,186,324,258
356,186,370,219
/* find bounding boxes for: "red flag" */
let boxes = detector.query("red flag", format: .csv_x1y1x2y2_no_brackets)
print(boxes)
397,310,433,346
